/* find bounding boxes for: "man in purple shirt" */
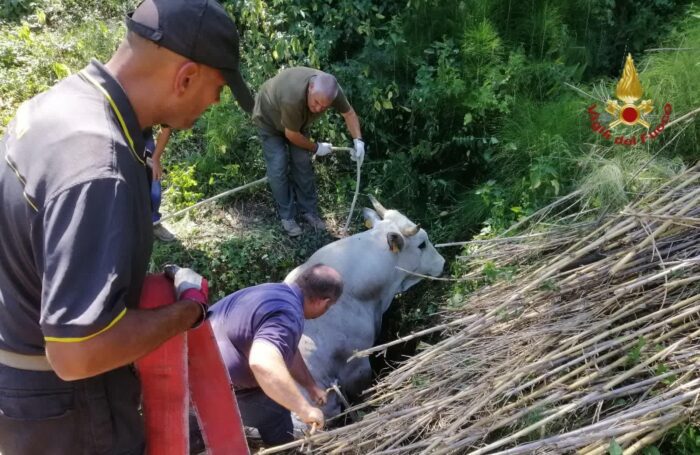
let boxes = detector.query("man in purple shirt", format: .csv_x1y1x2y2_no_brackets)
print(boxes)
207,264,343,446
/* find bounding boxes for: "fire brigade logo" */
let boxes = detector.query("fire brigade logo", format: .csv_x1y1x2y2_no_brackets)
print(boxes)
605,54,653,129
586,53,672,146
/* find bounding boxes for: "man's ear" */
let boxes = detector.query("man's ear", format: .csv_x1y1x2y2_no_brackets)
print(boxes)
173,61,199,95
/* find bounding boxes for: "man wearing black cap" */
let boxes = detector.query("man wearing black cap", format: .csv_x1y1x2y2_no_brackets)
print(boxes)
0,1,252,453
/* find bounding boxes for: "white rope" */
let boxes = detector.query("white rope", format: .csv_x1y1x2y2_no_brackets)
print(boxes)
154,176,268,226
342,158,362,236
154,146,363,228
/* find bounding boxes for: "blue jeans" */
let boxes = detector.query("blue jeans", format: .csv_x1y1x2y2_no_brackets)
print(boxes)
145,135,161,223
150,179,162,223
260,130,318,220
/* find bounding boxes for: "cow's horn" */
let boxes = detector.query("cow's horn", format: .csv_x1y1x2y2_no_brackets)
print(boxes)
401,224,420,237
368,195,387,218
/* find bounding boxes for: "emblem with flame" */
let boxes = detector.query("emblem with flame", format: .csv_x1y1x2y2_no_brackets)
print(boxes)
605,54,653,129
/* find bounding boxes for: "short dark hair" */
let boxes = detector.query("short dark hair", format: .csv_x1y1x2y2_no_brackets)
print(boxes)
295,264,343,301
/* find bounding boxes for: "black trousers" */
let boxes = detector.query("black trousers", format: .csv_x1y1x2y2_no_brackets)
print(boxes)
0,364,145,455
189,387,293,451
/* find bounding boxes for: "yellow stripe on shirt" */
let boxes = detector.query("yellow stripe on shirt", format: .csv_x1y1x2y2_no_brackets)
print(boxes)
4,153,39,212
78,71,145,167
44,308,127,343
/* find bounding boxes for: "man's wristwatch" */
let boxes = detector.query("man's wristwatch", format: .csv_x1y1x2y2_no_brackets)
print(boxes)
189,301,209,329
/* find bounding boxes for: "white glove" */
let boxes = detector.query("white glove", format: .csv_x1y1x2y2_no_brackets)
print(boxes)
164,265,207,302
352,138,365,164
314,142,332,157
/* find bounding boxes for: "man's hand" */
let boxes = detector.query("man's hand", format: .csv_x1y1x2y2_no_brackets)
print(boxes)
351,138,365,164
307,383,328,406
314,142,333,157
164,265,209,327
298,405,325,429
152,158,163,181
164,265,208,302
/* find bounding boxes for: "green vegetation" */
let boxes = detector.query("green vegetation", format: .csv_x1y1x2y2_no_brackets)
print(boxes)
2,0,699,450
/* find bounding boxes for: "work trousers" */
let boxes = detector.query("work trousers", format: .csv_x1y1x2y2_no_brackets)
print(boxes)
0,364,145,455
236,387,294,445
260,130,318,220
189,387,293,449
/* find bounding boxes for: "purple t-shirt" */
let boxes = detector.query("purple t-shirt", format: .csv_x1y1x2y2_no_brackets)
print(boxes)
209,283,305,389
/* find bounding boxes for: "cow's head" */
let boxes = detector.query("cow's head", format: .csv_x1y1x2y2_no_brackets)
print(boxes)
362,196,445,293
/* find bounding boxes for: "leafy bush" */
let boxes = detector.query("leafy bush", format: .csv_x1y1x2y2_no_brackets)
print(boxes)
0,2,125,130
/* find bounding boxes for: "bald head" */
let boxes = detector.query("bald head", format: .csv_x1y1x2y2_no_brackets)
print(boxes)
309,73,339,101
295,264,344,302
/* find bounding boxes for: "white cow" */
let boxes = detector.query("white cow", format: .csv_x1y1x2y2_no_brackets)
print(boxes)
285,196,445,418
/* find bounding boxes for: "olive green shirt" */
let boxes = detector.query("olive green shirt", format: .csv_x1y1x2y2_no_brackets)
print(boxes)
252,67,351,135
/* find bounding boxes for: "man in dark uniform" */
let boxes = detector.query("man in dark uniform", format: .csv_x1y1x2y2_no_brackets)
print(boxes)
0,0,253,453
252,67,366,236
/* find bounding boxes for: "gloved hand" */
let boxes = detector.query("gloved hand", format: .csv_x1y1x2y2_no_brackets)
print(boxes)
164,265,209,327
351,138,365,164
314,142,333,157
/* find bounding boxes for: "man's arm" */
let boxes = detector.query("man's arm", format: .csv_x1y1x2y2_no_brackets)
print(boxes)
341,108,362,139
249,340,325,427
46,300,201,381
151,127,172,181
284,128,317,153
289,350,327,405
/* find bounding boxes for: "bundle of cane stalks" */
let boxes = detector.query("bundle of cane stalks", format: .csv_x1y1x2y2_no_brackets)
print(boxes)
262,163,700,454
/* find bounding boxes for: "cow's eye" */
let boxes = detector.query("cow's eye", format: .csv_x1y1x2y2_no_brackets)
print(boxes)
418,241,426,250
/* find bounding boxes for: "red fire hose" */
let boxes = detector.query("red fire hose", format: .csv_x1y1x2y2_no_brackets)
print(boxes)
137,274,249,454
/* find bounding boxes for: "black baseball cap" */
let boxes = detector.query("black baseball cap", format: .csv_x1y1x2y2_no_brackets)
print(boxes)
126,0,254,113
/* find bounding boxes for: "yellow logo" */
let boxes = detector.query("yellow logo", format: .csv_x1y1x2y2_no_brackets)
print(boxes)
605,54,653,129
586,53,672,146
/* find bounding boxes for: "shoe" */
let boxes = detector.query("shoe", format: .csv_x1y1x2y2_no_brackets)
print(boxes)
153,223,176,242
302,213,327,230
281,219,302,237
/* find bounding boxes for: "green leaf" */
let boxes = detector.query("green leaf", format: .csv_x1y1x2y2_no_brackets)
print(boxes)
52,63,71,79
463,113,473,125
18,24,32,42
36,9,46,25
551,180,560,195
608,439,623,455
374,100,382,111
381,99,393,110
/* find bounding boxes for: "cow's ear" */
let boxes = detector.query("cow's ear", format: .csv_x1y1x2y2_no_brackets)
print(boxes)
387,232,404,253
363,208,382,229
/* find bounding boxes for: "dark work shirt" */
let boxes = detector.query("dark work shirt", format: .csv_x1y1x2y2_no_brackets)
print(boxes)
252,67,351,135
0,60,152,355
209,283,305,389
